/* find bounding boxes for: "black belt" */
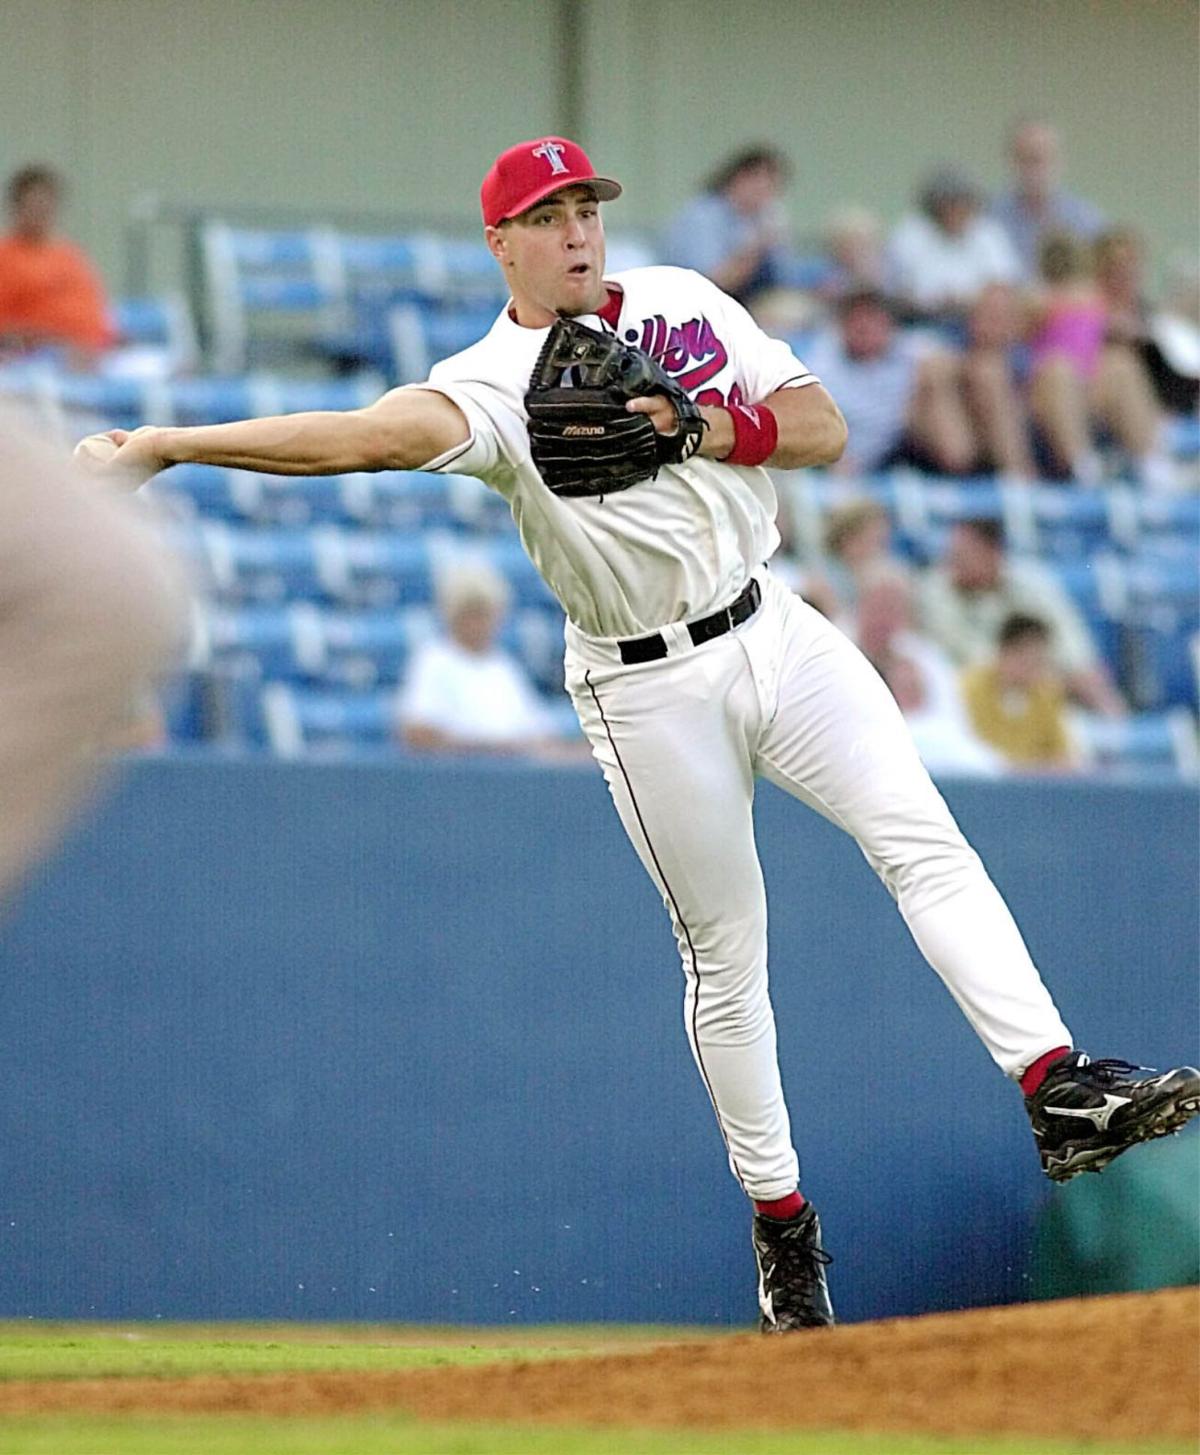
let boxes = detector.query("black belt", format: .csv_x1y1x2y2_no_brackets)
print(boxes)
618,577,762,665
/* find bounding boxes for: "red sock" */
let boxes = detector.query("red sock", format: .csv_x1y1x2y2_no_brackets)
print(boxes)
1020,1046,1071,1097
754,1190,806,1220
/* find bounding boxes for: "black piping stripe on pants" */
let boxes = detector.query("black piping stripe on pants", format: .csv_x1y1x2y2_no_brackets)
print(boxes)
584,669,748,1193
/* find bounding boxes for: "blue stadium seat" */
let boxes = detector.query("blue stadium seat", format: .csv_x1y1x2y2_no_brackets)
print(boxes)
238,474,355,527
157,467,353,528
204,223,345,371
1041,553,1126,668
161,671,211,743
502,606,567,695
387,299,502,381
443,472,514,532
479,536,560,608
902,475,1003,562
166,377,264,425
199,523,328,603
336,471,461,531
337,233,436,299
316,606,433,688
1076,709,1198,779
112,294,198,375
316,530,433,607
197,604,315,680
54,374,151,432
1119,551,1200,710
1003,483,1111,558
153,464,248,522
433,237,509,302
263,375,381,414
1125,621,1199,711
1122,552,1200,616
306,233,505,376
1108,488,1200,554
260,684,396,756
1165,413,1200,459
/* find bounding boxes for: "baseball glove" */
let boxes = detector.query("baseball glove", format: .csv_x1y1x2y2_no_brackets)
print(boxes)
525,317,707,498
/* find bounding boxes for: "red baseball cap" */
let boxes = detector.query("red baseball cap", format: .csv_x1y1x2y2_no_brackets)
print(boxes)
480,136,621,227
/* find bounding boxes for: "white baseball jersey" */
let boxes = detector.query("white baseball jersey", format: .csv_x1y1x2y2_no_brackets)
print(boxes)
412,266,817,638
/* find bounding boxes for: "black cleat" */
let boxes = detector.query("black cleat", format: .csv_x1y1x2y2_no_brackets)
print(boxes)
752,1202,835,1332
1026,1051,1200,1183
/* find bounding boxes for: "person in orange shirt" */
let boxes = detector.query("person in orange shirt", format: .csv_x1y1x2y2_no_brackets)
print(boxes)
0,165,116,361
962,613,1077,771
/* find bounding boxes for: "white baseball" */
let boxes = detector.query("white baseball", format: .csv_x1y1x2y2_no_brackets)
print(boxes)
74,433,120,466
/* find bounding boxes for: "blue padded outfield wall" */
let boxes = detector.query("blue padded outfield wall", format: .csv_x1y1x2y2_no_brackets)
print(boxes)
0,758,1196,1327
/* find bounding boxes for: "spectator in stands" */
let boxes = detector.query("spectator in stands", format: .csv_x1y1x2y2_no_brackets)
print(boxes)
855,569,1001,777
917,517,1125,718
818,204,887,301
1096,228,1200,417
0,165,115,363
809,497,909,629
886,166,1022,324
1027,233,1172,490
961,613,1077,771
962,282,1038,481
802,289,976,476
990,119,1105,281
662,146,796,308
396,559,561,757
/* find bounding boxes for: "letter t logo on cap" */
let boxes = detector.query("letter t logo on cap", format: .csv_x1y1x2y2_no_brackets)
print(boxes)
532,140,569,175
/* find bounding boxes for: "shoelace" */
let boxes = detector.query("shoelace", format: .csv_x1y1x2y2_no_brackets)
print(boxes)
767,1221,834,1274
1081,1058,1151,1085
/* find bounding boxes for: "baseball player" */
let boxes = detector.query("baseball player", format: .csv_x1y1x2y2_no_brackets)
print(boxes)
87,138,1200,1331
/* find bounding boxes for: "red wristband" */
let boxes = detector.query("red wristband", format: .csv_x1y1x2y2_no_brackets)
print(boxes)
721,403,778,466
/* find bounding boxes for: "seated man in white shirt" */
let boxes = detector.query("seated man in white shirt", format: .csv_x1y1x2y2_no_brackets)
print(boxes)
887,167,1022,325
396,559,558,757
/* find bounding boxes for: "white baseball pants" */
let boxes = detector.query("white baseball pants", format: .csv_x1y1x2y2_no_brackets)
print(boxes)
566,571,1072,1201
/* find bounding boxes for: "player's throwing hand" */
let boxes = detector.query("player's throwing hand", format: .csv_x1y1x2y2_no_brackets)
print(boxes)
73,426,167,489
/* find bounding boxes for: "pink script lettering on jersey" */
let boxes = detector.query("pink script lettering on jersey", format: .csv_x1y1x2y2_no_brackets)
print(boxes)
624,315,745,407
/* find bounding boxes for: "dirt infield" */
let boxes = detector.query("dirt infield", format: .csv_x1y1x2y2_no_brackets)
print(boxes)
1,1288,1195,1442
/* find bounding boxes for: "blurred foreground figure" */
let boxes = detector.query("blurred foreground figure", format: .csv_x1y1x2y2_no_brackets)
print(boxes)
0,408,186,900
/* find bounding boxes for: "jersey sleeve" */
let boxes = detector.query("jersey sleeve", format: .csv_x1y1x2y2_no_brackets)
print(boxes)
701,272,819,403
403,375,503,479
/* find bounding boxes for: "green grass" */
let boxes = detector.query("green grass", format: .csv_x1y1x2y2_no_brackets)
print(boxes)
0,1325,1187,1455
0,1322,712,1381
0,1416,1190,1455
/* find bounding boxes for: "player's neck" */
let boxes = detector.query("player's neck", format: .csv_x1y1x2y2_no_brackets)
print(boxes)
509,297,561,328
508,284,616,330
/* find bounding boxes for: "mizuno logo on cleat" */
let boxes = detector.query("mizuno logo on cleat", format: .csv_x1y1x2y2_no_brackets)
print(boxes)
1043,1093,1132,1129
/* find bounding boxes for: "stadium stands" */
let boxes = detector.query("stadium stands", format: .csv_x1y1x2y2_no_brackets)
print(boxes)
112,294,199,375
0,212,1194,773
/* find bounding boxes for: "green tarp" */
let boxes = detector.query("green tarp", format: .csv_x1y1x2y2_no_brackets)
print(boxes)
1030,1128,1200,1299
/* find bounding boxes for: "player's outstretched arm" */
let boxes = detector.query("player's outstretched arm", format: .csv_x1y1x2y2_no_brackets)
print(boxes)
84,387,470,489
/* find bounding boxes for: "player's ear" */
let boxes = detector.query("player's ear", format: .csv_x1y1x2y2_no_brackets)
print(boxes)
484,224,513,268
